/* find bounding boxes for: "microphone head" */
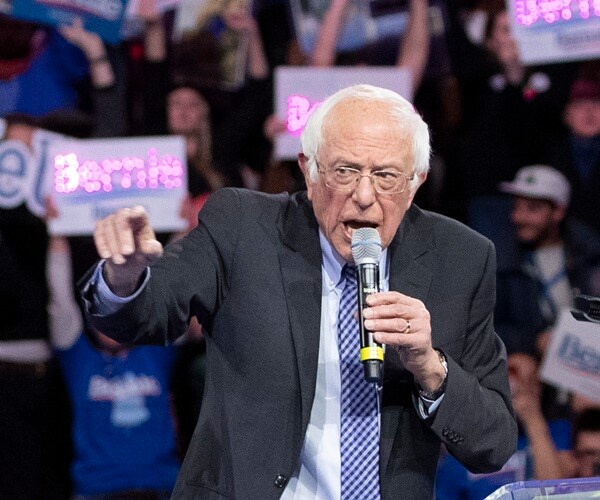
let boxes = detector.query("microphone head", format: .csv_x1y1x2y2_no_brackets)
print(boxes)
351,227,382,265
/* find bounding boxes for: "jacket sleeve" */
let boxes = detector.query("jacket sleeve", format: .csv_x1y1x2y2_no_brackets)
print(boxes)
80,188,242,345
429,241,518,473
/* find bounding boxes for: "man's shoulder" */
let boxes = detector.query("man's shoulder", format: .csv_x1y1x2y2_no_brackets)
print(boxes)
205,188,307,213
410,205,493,249
199,188,311,236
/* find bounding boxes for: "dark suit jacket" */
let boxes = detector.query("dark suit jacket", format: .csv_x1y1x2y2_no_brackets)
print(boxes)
82,188,517,500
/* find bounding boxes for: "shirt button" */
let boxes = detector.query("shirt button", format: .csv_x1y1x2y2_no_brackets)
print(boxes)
274,475,288,488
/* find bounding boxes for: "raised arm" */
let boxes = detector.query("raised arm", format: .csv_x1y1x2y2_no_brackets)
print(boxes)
47,236,84,350
58,18,127,136
223,4,269,79
509,353,573,480
396,0,430,94
310,0,350,66
59,18,115,89
140,0,167,63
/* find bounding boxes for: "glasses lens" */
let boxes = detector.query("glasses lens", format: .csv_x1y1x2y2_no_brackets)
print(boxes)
323,166,410,194
328,167,359,191
373,171,405,193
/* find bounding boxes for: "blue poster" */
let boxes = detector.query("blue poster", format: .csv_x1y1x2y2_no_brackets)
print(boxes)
10,0,127,44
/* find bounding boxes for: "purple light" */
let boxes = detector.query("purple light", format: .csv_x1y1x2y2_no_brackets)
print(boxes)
514,0,600,25
53,149,185,195
286,95,322,134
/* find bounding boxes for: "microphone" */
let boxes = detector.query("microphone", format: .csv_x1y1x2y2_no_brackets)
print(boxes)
351,227,383,383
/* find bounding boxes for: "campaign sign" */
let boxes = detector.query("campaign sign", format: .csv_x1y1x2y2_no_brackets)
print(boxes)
10,0,127,44
273,66,412,160
540,308,600,403
0,128,63,218
48,136,188,235
507,0,600,65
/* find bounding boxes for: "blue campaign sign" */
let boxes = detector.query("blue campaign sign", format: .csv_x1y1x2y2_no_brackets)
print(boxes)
10,0,127,44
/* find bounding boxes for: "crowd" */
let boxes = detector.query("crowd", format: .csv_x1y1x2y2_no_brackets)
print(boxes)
1,0,600,498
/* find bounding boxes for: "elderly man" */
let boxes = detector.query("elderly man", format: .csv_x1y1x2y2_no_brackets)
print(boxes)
81,84,516,499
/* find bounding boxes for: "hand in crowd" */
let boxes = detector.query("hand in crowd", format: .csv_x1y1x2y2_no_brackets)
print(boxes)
59,18,105,61
508,353,543,424
59,18,114,88
137,0,162,26
263,114,287,141
94,206,163,296
365,292,445,393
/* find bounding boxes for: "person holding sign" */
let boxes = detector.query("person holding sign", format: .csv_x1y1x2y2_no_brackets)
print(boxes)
80,84,516,499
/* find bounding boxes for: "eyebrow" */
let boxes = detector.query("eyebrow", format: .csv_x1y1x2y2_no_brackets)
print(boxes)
328,160,405,171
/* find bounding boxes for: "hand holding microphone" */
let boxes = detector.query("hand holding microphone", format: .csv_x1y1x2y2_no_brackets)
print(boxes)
351,227,384,383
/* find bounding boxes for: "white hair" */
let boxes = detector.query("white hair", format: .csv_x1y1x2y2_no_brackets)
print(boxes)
300,84,430,188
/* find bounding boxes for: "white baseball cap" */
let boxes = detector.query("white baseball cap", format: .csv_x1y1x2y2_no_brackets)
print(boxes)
499,165,571,206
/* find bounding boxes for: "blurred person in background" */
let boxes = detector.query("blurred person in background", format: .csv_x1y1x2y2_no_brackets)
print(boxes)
572,409,600,478
495,165,600,362
548,77,600,235
445,3,574,243
0,115,70,499
47,235,181,500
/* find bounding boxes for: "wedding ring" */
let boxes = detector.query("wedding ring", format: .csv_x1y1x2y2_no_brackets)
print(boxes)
401,319,411,334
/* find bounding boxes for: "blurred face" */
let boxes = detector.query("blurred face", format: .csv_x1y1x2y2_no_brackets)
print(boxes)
486,11,520,66
511,196,564,247
167,87,210,136
300,99,423,262
564,99,600,138
575,431,600,477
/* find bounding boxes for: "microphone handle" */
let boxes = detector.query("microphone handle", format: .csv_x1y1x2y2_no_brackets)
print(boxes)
357,262,383,383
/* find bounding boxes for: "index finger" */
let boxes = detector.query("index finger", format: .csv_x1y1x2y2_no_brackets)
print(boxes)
114,206,149,255
365,291,420,307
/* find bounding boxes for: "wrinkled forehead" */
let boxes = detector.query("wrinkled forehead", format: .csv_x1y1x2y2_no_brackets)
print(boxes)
320,99,414,156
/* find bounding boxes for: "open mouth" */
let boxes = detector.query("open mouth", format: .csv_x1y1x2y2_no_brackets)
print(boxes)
344,221,378,237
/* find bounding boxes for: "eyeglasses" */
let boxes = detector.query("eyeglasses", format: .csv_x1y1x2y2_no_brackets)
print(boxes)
317,163,415,195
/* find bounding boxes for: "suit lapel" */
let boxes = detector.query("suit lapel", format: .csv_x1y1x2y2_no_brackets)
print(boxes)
380,204,435,475
278,193,323,433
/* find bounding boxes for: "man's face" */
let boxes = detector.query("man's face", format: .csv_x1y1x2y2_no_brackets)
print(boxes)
564,99,600,138
486,11,520,67
575,431,600,477
168,87,210,136
511,196,564,247
301,99,423,262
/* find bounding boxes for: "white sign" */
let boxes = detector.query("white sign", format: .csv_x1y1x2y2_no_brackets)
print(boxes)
540,308,600,403
273,66,412,160
507,0,600,65
0,128,64,217
48,135,188,235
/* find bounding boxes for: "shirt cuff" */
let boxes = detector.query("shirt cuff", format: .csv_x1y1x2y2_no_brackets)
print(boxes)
415,392,445,419
88,260,150,316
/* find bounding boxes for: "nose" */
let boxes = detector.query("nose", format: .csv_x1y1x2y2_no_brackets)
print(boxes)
352,175,377,208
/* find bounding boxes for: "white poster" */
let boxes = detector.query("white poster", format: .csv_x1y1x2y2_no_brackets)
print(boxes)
48,135,188,235
273,66,412,160
507,0,600,65
540,308,600,403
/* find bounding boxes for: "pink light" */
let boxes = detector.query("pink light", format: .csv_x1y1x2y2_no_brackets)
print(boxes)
286,95,322,134
514,0,600,25
53,149,186,195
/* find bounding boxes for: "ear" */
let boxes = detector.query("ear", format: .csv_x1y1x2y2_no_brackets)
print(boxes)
405,172,427,207
298,153,314,200
552,203,567,224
